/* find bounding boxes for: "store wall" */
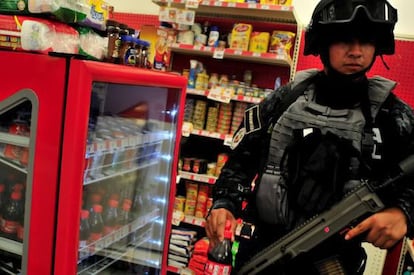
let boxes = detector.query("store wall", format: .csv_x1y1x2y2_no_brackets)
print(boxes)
107,0,414,38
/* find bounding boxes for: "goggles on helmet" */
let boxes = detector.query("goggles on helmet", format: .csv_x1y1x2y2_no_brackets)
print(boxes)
317,0,397,25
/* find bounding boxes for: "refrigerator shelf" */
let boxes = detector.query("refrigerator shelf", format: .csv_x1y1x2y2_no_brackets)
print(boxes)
78,208,160,262
0,156,27,174
0,236,22,256
0,132,29,147
84,159,160,186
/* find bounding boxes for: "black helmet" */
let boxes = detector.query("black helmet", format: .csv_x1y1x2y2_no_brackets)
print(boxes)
304,0,398,56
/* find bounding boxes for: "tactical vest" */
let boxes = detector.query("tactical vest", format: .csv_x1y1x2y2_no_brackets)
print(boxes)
256,70,395,226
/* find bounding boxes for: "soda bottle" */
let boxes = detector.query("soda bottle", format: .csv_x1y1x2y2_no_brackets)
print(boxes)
204,220,233,275
1,191,24,236
88,204,104,242
103,199,119,235
79,210,90,261
0,183,7,214
117,199,132,228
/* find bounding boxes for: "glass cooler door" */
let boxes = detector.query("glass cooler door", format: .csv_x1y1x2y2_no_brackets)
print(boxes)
77,81,181,274
0,94,34,274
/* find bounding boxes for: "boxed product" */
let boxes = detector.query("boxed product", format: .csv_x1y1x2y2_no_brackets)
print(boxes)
229,23,252,51
249,32,270,53
0,15,79,54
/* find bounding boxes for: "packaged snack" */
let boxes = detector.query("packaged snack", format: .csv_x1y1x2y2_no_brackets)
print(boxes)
249,32,270,53
229,23,252,51
269,30,295,58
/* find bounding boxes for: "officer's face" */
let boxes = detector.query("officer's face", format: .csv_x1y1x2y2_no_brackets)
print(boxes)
328,39,376,75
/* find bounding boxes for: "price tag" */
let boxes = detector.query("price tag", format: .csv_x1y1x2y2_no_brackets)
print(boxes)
247,3,257,9
158,7,176,22
172,210,184,226
185,0,199,8
213,48,225,59
213,1,221,6
227,2,236,7
182,122,193,137
234,50,243,55
261,4,270,9
208,87,231,103
252,52,261,57
224,135,233,146
176,9,195,25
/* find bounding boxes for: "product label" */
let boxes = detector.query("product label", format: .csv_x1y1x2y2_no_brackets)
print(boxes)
204,260,232,275
1,219,19,234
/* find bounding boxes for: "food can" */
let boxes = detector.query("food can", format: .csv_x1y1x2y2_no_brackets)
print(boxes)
174,196,186,212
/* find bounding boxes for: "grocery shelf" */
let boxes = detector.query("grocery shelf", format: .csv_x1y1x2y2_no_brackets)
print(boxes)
0,156,27,174
0,132,29,147
179,170,217,184
170,43,292,67
152,0,297,24
0,236,22,256
187,88,263,104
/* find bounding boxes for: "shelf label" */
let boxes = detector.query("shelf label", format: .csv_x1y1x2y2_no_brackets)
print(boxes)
172,210,184,226
224,135,233,146
213,1,221,6
247,3,257,9
182,122,193,137
176,9,195,25
208,87,232,103
212,48,225,59
158,7,176,23
185,0,199,9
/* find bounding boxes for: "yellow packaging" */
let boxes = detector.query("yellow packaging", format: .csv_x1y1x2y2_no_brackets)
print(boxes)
184,199,196,216
174,196,186,212
260,0,277,4
230,23,253,51
278,0,292,5
186,181,199,201
249,32,270,53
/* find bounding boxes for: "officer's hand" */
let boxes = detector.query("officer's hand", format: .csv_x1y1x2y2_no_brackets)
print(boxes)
205,208,237,249
344,207,407,249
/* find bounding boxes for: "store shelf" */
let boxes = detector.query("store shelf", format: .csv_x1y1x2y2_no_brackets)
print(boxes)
0,132,29,147
0,236,22,256
77,208,160,264
152,0,297,23
187,88,263,104
170,43,292,67
179,170,217,184
0,156,27,174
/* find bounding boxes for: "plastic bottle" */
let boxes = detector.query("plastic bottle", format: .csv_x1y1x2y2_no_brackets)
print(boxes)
204,220,233,275
88,204,104,242
117,199,132,228
0,183,7,214
208,26,220,47
103,199,119,235
0,191,24,236
79,210,90,260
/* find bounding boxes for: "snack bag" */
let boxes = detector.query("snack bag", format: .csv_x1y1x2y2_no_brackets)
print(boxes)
269,30,295,58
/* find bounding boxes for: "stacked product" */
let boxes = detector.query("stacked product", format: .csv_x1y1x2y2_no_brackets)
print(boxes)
205,103,219,132
231,102,248,135
192,100,208,130
168,228,197,269
188,237,210,274
216,102,233,135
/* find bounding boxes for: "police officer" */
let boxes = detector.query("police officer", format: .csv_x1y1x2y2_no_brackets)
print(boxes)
205,0,414,274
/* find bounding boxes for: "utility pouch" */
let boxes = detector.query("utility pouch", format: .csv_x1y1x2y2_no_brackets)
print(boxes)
256,166,292,226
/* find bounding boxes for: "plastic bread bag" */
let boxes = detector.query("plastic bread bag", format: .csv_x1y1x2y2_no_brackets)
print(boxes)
28,0,89,24
78,26,107,60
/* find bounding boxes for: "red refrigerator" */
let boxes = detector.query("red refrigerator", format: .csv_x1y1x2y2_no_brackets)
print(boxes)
0,50,187,275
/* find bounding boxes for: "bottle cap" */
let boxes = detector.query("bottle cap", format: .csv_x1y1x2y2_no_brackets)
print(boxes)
108,199,119,208
11,191,22,200
93,204,103,213
81,210,90,219
224,220,232,239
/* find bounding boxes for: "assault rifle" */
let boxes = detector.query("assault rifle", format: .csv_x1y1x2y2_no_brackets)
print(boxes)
238,155,414,275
